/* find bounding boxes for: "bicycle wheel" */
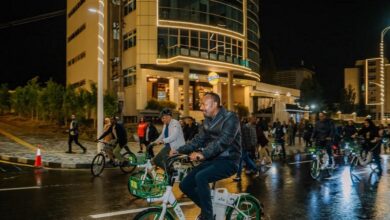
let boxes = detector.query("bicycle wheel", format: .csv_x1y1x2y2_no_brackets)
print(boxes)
91,153,105,177
226,194,262,220
310,159,321,179
134,207,175,220
127,170,153,197
120,151,137,174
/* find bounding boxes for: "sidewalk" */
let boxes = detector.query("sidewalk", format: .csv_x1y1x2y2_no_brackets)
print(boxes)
0,118,307,169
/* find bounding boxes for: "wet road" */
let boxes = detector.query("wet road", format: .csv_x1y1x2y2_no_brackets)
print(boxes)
0,155,389,220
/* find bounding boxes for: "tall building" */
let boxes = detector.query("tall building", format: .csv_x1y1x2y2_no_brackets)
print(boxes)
67,0,299,122
344,58,390,120
273,67,314,90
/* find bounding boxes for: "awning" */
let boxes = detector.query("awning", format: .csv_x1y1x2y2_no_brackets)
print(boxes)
285,104,310,113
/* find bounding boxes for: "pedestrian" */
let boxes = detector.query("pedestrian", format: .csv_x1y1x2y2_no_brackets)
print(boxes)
66,114,86,154
256,120,272,167
298,120,305,144
144,119,159,158
287,120,295,146
153,108,185,170
183,116,199,142
272,121,287,161
137,117,148,153
358,118,382,176
303,119,313,148
234,116,259,181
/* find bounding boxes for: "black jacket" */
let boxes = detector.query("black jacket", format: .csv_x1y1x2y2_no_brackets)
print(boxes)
177,107,242,163
98,123,128,146
69,120,79,136
183,123,199,141
312,119,335,141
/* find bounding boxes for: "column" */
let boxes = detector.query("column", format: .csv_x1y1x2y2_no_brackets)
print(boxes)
244,86,253,114
169,78,179,109
228,71,234,111
183,65,190,116
136,68,148,111
213,82,222,97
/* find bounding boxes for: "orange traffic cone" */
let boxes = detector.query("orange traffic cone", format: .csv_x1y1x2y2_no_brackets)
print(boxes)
34,145,42,168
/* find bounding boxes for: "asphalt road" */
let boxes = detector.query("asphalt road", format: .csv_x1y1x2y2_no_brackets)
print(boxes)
0,155,389,220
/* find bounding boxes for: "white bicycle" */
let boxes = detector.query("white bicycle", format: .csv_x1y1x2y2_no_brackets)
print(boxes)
134,155,263,220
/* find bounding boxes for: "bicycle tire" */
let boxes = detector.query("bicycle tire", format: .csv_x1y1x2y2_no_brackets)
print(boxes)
310,159,321,179
91,153,105,176
120,151,137,174
133,207,175,220
127,171,154,197
226,194,262,220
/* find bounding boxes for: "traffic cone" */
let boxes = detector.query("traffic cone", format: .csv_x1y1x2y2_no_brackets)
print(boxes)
34,145,42,168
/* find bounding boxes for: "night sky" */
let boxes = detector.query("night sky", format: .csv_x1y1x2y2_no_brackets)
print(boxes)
1,0,390,102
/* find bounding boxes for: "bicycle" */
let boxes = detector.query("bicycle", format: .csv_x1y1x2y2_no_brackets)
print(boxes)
90,140,137,176
128,143,194,198
134,154,263,220
349,137,382,182
309,141,336,180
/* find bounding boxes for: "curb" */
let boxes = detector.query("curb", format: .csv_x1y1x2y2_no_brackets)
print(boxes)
0,154,91,169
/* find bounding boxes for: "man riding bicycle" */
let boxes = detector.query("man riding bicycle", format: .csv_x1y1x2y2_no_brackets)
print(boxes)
311,112,336,167
97,116,128,165
170,92,241,220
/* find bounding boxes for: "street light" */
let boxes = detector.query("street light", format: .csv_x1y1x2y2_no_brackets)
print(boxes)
379,25,390,123
89,1,105,152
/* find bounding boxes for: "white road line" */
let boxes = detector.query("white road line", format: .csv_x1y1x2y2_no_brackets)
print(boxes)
288,160,312,165
90,201,194,219
0,186,41,191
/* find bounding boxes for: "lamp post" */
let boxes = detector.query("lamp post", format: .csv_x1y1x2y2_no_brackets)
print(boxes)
89,1,105,152
380,26,390,123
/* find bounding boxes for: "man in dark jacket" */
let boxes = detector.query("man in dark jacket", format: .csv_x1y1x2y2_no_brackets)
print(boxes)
183,116,199,142
67,114,86,153
311,112,336,166
171,92,241,220
98,116,128,163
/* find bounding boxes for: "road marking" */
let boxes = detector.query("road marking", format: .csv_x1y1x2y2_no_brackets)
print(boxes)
288,160,312,165
0,186,41,191
0,128,40,152
89,201,194,219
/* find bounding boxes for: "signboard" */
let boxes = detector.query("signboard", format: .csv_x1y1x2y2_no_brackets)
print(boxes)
208,72,220,85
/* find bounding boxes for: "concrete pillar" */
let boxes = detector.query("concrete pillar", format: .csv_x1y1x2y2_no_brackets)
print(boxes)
228,71,234,111
183,65,190,116
136,68,148,111
213,82,222,98
244,86,253,114
169,78,179,109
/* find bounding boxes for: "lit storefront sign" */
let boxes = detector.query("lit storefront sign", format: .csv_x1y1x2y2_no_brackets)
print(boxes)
189,73,199,81
208,72,220,85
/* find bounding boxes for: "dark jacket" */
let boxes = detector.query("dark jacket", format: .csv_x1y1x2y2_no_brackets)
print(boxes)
242,123,257,151
358,125,380,154
177,107,241,163
98,123,128,146
312,119,335,141
256,125,269,147
303,123,313,140
69,120,79,136
183,123,199,141
343,125,357,139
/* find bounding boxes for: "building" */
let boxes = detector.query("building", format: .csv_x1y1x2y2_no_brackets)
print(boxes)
273,67,314,90
344,58,390,120
67,0,299,122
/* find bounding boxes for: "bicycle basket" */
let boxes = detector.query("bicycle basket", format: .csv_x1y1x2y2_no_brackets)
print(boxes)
128,173,167,199
128,153,147,166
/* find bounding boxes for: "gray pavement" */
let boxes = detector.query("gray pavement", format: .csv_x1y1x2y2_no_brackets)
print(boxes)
0,119,308,169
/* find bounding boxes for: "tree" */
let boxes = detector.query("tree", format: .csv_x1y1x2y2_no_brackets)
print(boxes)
299,77,324,109
43,80,64,122
85,82,97,127
12,86,28,117
339,84,356,114
24,77,40,120
63,86,78,125
104,91,119,117
0,84,11,114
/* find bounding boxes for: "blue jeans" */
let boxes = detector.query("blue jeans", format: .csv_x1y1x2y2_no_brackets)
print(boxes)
179,159,237,220
237,150,258,177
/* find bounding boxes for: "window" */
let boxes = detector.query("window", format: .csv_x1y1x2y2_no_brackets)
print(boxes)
68,0,86,18
123,66,136,87
124,0,136,16
67,51,86,66
68,23,86,43
123,29,137,50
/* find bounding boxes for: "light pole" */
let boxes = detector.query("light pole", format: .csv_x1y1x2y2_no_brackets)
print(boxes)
90,1,105,152
380,26,390,123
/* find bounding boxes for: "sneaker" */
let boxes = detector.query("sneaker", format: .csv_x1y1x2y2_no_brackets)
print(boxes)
233,176,241,181
82,148,87,154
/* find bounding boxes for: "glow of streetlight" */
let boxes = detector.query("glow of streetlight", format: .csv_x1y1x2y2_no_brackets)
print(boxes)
310,104,316,109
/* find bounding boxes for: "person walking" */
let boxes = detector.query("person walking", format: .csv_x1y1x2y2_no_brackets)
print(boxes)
137,117,148,153
66,114,86,154
144,119,159,158
234,116,259,181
